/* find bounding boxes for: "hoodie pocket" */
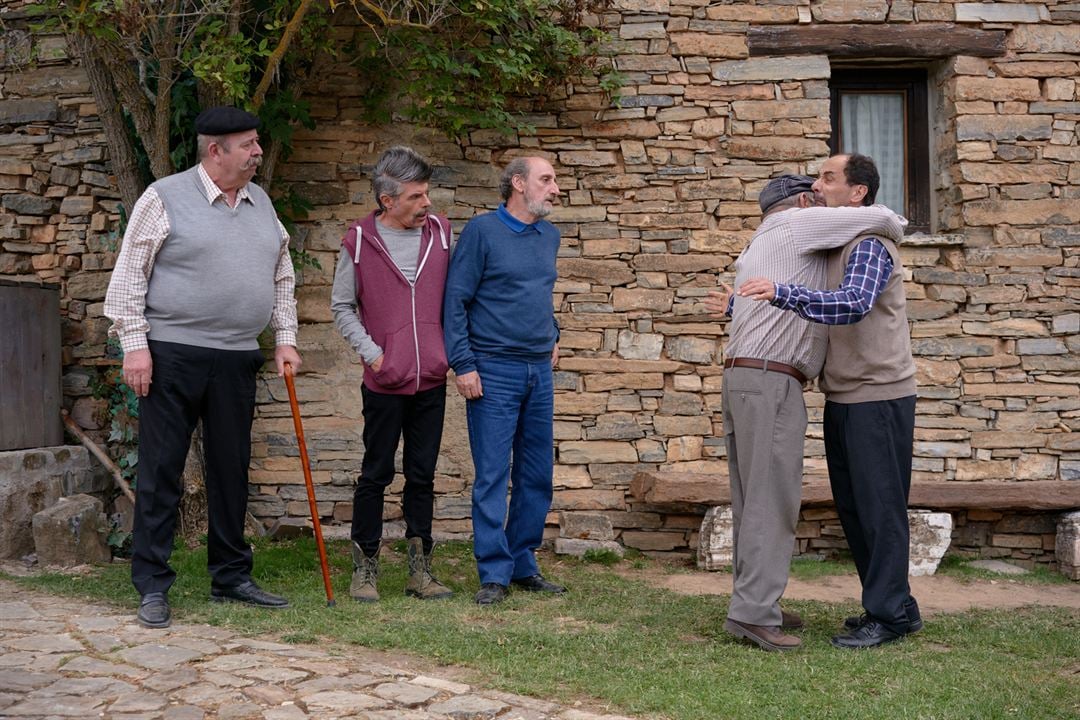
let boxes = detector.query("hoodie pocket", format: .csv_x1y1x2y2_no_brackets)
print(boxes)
371,325,417,389
417,321,450,381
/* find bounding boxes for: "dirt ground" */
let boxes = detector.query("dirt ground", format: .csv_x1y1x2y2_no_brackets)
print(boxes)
641,567,1080,614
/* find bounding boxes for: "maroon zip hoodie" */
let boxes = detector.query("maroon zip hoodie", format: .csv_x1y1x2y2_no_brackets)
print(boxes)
341,211,451,395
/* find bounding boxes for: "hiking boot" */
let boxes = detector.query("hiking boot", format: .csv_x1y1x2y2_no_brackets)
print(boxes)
350,542,379,603
405,537,453,600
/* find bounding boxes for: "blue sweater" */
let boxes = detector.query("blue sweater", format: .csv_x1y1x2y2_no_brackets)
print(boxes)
443,205,560,373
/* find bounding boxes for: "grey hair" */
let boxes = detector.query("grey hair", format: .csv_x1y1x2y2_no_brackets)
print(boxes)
372,146,433,210
196,134,230,160
499,157,532,202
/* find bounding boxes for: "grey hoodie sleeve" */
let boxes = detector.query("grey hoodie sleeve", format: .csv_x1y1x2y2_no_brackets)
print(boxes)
330,247,383,364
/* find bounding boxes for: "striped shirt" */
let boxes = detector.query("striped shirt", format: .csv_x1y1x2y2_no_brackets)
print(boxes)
104,164,297,353
772,238,894,325
725,205,904,381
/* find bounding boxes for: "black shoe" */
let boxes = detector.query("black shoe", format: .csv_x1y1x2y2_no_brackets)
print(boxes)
831,620,904,649
843,598,923,634
137,592,171,629
511,574,566,594
475,583,508,605
210,580,290,609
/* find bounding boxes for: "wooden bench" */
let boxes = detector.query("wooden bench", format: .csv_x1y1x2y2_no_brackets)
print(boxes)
629,472,1080,513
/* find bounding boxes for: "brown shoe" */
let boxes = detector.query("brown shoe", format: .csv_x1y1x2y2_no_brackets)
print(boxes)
781,610,804,630
724,619,802,652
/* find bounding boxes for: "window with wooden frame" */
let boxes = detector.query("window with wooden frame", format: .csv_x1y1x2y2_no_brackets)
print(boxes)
829,69,930,233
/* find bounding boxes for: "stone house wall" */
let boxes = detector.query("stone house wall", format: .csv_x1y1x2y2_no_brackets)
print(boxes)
1,0,1077,567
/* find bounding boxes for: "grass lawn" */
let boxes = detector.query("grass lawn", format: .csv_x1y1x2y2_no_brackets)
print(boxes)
14,538,1080,720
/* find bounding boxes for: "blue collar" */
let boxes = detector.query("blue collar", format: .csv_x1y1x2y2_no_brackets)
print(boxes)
496,204,538,234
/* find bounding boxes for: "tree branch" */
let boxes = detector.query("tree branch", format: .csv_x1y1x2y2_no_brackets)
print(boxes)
71,34,144,213
252,0,317,110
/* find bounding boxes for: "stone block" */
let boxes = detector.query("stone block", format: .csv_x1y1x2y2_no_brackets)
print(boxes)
0,447,94,559
711,56,830,82
697,505,733,570
956,3,1047,23
955,115,1052,143
559,511,615,541
724,136,830,161
621,530,684,551
0,99,59,125
1010,25,1080,54
554,537,625,558
617,331,664,361
559,441,639,464
2,193,59,216
669,33,747,58
1055,511,1080,580
32,493,111,567
812,0,888,22
908,510,952,576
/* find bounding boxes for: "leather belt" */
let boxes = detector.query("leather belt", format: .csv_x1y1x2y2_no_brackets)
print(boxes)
723,357,807,385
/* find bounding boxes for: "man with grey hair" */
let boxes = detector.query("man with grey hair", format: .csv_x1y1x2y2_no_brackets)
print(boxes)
332,145,454,603
702,175,904,651
443,156,564,605
104,106,300,629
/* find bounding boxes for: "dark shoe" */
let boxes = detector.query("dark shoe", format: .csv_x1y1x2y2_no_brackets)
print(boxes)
843,598,923,634
511,574,566,594
210,580,290,609
724,619,801,652
831,620,903,649
475,583,508,605
137,592,170,629
781,610,804,630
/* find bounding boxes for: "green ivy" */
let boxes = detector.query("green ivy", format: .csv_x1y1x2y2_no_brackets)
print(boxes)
94,338,140,487
353,0,619,140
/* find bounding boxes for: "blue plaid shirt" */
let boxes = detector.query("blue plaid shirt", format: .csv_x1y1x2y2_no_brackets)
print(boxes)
771,238,893,325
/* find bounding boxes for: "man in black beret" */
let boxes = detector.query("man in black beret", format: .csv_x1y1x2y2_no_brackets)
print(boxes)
104,106,301,628
701,173,905,652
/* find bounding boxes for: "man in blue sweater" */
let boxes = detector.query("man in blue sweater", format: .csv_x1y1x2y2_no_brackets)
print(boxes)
443,156,565,605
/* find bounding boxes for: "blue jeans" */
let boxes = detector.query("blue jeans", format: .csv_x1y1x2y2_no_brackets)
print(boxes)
466,355,554,586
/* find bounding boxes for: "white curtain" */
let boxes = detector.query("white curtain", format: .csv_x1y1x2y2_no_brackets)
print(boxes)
839,93,905,216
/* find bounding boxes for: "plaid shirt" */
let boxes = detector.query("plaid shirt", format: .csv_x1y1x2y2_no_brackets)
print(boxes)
104,165,297,353
771,238,894,325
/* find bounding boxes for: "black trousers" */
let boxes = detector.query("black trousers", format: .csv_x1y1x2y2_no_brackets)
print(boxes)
351,383,446,557
824,395,917,635
131,340,264,595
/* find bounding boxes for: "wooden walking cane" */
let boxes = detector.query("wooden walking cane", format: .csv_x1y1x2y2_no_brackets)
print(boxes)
283,362,335,607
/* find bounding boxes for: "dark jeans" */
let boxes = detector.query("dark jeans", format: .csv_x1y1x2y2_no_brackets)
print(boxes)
824,395,917,635
466,356,554,586
351,383,446,557
131,340,264,595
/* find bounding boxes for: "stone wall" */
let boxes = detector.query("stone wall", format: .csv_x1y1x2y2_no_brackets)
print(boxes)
1,0,1077,563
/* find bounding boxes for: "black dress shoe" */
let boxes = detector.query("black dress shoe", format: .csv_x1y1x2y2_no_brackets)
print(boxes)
475,583,508,605
210,580,290,609
511,574,566,594
137,592,171,629
843,598,923,633
831,620,903,649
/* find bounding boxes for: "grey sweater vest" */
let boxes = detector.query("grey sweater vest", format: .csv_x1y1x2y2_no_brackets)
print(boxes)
819,235,917,403
144,166,283,351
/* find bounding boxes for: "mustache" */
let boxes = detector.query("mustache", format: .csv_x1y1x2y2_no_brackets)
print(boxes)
243,156,263,169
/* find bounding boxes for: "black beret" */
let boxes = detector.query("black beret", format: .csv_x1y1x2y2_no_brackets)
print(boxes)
759,174,815,213
194,106,260,136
